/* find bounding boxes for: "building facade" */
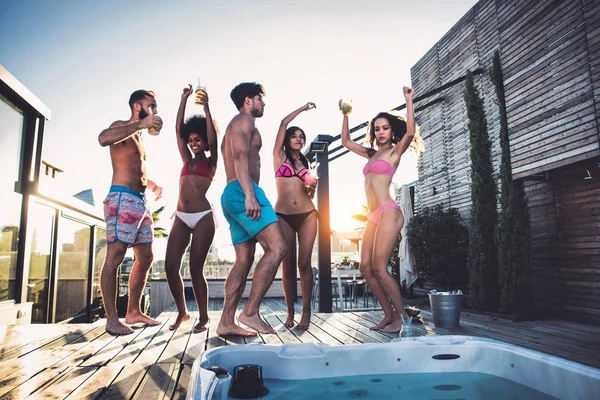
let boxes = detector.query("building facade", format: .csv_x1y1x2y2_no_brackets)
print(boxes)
0,65,106,324
410,0,600,322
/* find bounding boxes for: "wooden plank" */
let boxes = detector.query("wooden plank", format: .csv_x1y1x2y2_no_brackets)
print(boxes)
181,317,209,365
0,324,91,361
65,364,123,399
2,323,113,395
263,314,301,344
503,3,585,75
328,312,398,342
513,149,600,179
507,58,592,121
133,320,177,367
109,319,169,366
270,299,343,345
80,325,146,367
1,364,71,400
171,363,191,400
132,362,177,400
0,325,104,383
28,366,98,400
156,312,195,364
262,298,321,344
311,313,368,344
100,363,148,400
512,126,598,166
50,328,120,371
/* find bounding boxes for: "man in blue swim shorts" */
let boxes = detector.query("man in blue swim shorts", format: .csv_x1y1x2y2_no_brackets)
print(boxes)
98,89,164,335
217,82,286,336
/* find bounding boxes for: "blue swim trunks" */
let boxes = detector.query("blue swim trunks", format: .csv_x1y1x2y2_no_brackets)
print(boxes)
221,180,279,245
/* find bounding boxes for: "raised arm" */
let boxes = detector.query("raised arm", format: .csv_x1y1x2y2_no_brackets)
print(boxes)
339,100,370,159
230,115,260,220
393,87,416,157
273,102,316,168
175,85,193,163
203,100,218,167
98,114,161,147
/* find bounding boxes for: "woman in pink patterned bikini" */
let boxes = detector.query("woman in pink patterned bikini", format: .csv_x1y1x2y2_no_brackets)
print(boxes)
339,86,422,333
165,84,218,333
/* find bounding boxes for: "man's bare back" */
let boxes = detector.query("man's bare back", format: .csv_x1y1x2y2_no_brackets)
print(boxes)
222,113,262,184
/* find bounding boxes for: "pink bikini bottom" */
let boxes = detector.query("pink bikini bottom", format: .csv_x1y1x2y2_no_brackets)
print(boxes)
367,201,400,225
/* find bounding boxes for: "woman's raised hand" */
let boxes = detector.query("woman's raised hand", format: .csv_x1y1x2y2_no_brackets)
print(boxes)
303,102,316,111
403,86,414,101
182,84,193,100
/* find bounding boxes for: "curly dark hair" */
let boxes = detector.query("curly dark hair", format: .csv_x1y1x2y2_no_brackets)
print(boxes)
368,112,407,150
283,126,309,169
180,115,208,142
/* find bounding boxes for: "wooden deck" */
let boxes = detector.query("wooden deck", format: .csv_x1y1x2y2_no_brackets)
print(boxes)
1,297,600,399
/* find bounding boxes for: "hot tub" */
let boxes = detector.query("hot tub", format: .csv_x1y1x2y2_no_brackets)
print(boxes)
187,335,600,399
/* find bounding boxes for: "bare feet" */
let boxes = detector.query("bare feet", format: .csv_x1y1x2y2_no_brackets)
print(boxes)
369,315,395,330
193,316,209,333
169,313,191,331
106,319,134,336
294,312,311,330
283,313,295,328
216,322,257,337
239,310,276,334
380,319,403,333
125,312,161,327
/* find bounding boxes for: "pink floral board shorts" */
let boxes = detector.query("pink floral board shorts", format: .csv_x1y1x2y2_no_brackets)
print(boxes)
103,185,153,246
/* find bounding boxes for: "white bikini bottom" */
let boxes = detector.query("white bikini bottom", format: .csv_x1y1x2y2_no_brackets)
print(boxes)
174,209,214,229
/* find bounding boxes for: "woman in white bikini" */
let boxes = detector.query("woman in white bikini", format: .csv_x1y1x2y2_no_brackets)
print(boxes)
165,84,218,332
273,102,318,330
340,87,421,333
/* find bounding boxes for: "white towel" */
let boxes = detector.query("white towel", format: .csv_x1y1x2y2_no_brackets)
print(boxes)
399,185,417,288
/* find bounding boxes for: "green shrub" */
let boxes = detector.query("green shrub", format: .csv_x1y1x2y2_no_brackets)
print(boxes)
491,51,533,316
465,71,500,311
406,205,469,291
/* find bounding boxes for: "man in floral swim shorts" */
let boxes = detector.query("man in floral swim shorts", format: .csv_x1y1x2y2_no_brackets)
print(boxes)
98,89,164,335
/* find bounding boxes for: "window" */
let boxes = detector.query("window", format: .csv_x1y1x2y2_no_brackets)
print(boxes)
55,217,91,322
25,202,54,323
0,96,24,301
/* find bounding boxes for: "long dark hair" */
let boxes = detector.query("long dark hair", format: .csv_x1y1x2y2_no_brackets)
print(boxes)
283,126,309,169
368,112,407,150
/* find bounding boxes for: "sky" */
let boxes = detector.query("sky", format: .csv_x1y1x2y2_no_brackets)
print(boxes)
0,0,478,261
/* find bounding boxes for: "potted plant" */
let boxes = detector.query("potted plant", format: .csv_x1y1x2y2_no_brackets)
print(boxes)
407,205,469,327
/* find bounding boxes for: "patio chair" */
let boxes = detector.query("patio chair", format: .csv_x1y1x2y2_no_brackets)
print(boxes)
311,267,348,310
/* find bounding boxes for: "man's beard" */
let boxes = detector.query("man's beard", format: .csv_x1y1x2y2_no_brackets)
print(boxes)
139,107,149,120
252,107,264,118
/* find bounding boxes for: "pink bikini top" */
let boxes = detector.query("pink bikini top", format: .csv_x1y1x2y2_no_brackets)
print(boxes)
180,158,214,180
363,159,395,177
275,159,308,181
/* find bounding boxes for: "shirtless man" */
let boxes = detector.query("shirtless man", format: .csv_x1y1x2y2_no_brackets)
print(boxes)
217,82,287,336
98,89,164,335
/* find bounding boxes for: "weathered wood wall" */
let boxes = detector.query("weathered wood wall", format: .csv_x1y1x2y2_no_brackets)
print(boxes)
411,0,600,323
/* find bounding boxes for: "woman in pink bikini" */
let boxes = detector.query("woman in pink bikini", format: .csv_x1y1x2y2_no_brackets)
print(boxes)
273,102,318,330
340,87,419,333
165,84,218,332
